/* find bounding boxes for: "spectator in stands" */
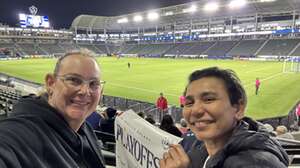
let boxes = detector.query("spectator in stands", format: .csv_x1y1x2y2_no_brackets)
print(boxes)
160,67,289,168
0,49,106,168
156,92,168,121
137,111,145,118
262,123,277,137
255,77,261,95
276,125,294,140
99,107,117,135
86,111,102,130
276,125,295,165
159,114,182,137
178,118,189,135
296,103,300,126
179,95,185,108
145,115,156,125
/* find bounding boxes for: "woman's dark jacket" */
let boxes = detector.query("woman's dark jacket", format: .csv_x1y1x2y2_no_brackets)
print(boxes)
0,96,105,168
186,118,289,168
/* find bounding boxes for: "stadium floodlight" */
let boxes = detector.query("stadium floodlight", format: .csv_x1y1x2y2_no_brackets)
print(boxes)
204,2,219,12
165,11,174,16
133,15,143,22
260,0,276,2
183,4,197,13
229,0,247,8
117,18,128,24
147,12,159,21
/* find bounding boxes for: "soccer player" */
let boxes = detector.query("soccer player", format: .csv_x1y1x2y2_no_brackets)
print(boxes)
255,77,261,95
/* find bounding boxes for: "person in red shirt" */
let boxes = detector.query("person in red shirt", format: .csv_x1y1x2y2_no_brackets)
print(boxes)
179,95,185,108
156,92,168,122
296,103,300,126
255,78,261,95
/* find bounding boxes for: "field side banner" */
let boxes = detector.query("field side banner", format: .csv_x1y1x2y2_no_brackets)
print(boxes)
115,110,182,168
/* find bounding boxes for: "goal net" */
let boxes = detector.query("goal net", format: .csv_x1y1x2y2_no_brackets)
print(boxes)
283,56,300,73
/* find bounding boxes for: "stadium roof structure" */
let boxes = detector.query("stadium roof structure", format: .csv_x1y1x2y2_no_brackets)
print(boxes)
71,0,300,33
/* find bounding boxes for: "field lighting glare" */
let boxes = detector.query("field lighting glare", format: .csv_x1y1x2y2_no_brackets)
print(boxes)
133,15,143,22
147,12,159,21
190,5,197,12
183,4,197,13
117,18,128,24
204,2,219,12
229,0,247,8
260,0,276,2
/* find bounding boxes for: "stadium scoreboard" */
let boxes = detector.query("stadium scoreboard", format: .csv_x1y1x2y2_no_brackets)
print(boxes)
19,13,50,28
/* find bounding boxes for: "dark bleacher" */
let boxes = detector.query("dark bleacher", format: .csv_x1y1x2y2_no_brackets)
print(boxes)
39,43,65,55
258,39,300,56
228,39,266,57
204,40,239,57
119,45,136,54
94,130,116,166
17,43,46,55
94,44,108,54
165,43,194,56
278,137,300,166
0,87,21,120
182,41,215,56
77,43,105,54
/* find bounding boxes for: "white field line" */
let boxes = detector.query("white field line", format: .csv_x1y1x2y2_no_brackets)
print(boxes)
244,66,273,74
108,83,178,97
108,72,284,98
244,72,284,88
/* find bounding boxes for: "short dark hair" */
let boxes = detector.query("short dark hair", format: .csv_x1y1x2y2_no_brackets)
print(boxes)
53,48,98,76
105,107,117,119
184,67,247,106
160,114,175,129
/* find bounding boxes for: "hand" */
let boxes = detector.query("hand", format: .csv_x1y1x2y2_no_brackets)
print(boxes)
159,144,190,168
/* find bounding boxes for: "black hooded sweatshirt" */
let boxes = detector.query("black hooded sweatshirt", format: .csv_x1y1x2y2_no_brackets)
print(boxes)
0,96,105,168
187,118,289,168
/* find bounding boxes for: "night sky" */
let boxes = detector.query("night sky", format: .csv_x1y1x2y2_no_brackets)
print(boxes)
0,0,192,29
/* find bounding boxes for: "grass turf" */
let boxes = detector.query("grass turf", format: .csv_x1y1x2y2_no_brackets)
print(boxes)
0,57,299,120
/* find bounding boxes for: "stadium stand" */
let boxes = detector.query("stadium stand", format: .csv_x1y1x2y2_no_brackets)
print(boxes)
106,44,121,54
0,41,14,50
204,40,239,57
94,44,108,54
165,43,194,56
126,44,145,54
182,41,215,56
258,39,300,56
289,43,300,56
0,86,21,119
58,42,79,51
17,42,46,55
228,39,266,57
119,44,136,54
77,43,105,54
39,42,66,55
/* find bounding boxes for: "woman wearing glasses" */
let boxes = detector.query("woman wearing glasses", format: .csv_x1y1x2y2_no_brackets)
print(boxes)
0,49,106,168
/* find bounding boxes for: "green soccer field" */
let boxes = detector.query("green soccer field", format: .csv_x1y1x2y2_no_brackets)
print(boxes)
1,57,300,120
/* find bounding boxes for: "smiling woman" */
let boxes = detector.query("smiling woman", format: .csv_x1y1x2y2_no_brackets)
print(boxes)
46,49,102,131
0,48,106,168
160,67,289,168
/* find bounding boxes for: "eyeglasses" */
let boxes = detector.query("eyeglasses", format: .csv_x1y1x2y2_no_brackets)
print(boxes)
56,74,105,92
